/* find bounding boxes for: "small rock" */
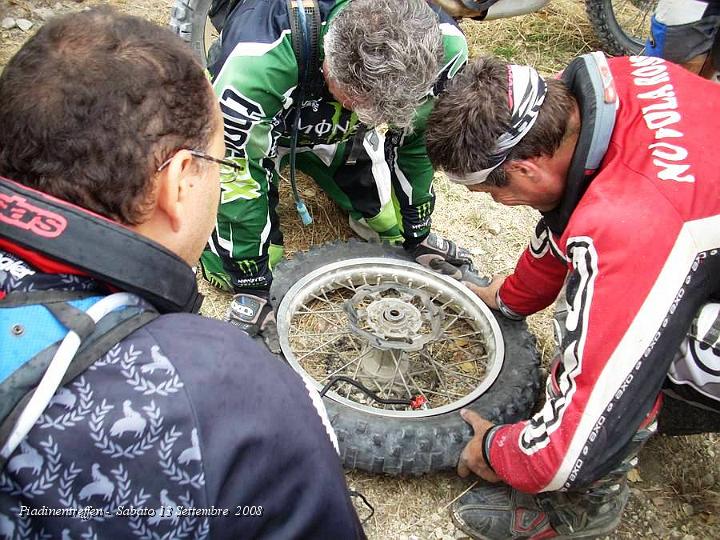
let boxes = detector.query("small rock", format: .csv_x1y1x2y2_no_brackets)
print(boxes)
1,17,16,30
485,224,501,235
652,496,666,507
702,472,715,486
33,7,55,20
681,535,695,540
651,521,669,537
54,2,63,9
16,18,33,32
630,487,647,502
434,527,444,539
681,503,694,516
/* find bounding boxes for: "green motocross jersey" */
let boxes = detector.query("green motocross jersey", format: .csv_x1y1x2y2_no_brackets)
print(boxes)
202,0,468,293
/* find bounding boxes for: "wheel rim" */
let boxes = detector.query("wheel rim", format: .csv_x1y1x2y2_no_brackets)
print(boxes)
277,258,505,418
609,0,658,52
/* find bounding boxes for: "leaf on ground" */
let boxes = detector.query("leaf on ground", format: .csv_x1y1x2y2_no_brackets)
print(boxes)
627,468,642,483
458,362,476,374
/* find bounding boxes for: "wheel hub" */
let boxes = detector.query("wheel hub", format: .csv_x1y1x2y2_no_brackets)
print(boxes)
358,348,410,389
344,284,442,351
366,298,422,337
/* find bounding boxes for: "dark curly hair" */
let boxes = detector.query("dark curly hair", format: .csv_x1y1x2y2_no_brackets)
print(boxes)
0,7,216,225
426,56,575,187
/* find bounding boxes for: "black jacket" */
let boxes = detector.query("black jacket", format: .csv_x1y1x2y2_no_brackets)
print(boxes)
0,250,365,539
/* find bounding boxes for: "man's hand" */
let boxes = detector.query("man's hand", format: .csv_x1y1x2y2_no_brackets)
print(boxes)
462,275,505,310
457,409,501,482
410,232,474,280
226,292,281,354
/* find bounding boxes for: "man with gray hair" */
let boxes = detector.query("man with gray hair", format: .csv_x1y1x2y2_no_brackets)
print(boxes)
201,0,470,350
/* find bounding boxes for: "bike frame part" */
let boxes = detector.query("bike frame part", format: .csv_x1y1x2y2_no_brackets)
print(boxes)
483,0,550,20
432,0,549,20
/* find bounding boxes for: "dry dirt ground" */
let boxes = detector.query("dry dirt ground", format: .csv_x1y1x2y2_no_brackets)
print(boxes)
1,0,719,538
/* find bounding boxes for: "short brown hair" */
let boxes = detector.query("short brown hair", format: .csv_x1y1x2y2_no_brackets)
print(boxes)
0,7,215,225
427,56,575,187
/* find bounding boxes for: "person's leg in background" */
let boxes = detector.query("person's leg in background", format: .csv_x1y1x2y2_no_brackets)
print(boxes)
646,0,720,79
281,137,405,244
201,167,284,351
201,171,283,294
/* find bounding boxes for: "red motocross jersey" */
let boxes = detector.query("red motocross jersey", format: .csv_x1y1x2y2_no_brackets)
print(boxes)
489,55,720,493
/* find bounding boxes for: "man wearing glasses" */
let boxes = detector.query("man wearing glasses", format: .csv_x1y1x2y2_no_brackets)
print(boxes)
0,8,364,538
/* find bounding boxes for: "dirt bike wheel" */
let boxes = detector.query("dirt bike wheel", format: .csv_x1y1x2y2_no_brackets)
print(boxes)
586,0,658,56
270,240,541,475
169,0,215,67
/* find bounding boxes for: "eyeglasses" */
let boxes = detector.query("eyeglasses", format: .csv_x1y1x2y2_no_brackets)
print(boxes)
157,149,242,181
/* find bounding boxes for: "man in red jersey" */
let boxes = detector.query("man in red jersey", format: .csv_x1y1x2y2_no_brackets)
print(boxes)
426,53,720,539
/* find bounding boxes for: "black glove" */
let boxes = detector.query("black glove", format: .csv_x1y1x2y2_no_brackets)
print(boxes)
226,291,281,354
409,232,475,279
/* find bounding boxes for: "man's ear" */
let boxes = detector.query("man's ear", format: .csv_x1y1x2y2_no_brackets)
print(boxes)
506,159,542,182
155,150,195,232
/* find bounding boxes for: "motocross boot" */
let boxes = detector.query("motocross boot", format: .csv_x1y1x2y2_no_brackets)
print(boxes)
451,420,656,539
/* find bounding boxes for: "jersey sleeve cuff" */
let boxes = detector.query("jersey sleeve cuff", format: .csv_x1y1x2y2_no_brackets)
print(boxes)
496,290,524,320
482,425,503,472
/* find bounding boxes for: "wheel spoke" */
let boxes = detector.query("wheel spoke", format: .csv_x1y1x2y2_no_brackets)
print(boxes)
414,386,467,400
296,334,348,361
419,351,450,398
309,292,334,307
379,350,405,400
295,309,345,315
318,348,375,384
294,306,345,330
290,330,350,338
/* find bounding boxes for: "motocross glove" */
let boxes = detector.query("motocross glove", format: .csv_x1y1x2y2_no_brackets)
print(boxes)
409,232,474,278
226,291,281,354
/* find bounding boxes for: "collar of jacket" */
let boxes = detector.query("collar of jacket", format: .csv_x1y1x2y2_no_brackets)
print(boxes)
542,52,619,237
0,176,202,314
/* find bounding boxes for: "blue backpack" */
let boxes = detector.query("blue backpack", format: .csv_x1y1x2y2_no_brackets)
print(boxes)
0,176,202,469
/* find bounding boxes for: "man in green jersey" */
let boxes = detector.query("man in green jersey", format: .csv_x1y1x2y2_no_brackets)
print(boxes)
202,0,470,350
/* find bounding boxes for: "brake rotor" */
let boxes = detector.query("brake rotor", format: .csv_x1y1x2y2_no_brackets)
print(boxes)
344,284,443,351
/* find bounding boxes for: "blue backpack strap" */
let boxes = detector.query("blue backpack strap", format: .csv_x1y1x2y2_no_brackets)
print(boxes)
1,291,102,384
0,291,158,469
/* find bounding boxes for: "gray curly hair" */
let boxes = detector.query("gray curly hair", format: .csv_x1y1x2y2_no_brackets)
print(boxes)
323,0,443,130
